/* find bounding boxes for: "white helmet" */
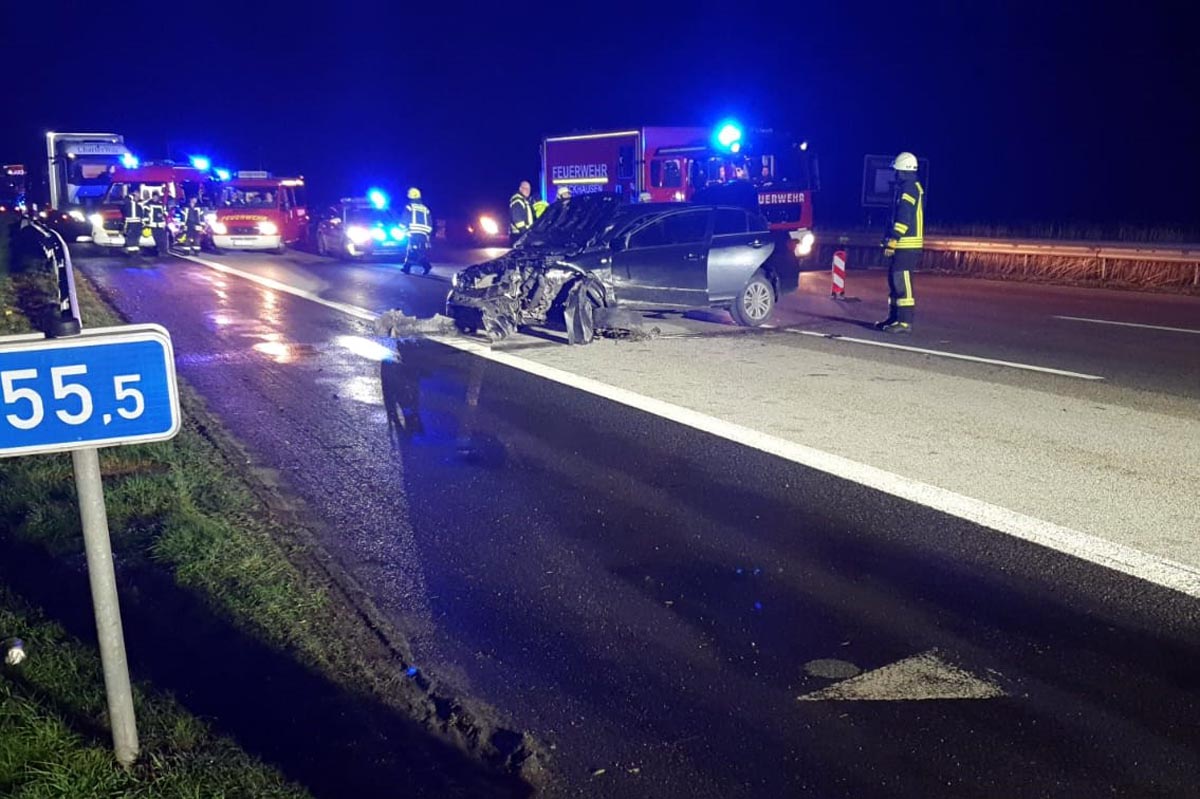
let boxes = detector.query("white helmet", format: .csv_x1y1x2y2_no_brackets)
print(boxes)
892,152,918,172
556,186,571,200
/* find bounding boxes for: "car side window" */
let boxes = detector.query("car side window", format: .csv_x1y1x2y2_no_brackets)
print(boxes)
749,214,769,233
629,220,666,249
661,211,709,245
713,209,748,236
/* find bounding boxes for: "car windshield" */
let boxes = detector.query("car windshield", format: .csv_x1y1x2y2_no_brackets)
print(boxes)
224,188,278,208
346,207,400,225
519,194,627,251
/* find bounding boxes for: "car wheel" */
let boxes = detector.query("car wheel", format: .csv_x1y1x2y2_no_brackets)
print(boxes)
731,273,775,326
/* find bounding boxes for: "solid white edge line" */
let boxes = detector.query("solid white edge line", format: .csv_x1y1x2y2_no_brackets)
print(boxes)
1054,315,1200,336
177,253,1200,599
788,329,1105,380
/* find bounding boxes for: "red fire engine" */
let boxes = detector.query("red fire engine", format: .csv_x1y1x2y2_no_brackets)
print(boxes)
89,162,220,250
210,171,308,253
541,123,818,256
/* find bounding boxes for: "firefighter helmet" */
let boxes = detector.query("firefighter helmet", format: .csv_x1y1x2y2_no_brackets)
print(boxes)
892,152,919,172
556,186,571,200
407,187,421,200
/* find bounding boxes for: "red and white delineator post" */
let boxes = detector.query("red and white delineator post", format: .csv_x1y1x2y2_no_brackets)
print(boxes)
831,249,847,298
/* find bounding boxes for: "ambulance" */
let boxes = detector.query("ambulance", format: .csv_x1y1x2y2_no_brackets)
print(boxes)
210,171,308,253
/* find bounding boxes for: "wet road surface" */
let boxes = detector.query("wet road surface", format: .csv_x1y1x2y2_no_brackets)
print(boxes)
78,249,1200,798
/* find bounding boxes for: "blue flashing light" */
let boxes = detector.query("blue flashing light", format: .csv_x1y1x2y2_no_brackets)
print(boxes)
716,122,743,149
390,227,406,241
215,168,231,181
367,188,389,210
190,155,211,171
120,153,139,169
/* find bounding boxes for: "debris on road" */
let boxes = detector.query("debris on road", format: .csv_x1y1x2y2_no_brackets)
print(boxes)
374,309,458,340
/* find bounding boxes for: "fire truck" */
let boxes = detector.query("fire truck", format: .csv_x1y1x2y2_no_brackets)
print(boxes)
541,123,818,256
89,162,221,251
210,171,308,253
1,164,25,213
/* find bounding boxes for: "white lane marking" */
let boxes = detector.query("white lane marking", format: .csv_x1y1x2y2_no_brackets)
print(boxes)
787,329,1105,380
182,255,380,322
1054,315,1200,336
797,650,1005,702
178,253,1200,599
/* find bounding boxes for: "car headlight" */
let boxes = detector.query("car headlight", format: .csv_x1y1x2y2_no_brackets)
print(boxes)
390,226,406,240
204,212,217,224
68,209,86,222
211,221,228,235
88,213,103,227
479,215,500,236
258,220,279,235
346,225,371,245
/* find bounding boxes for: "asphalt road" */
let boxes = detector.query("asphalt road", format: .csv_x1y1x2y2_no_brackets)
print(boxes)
76,245,1200,798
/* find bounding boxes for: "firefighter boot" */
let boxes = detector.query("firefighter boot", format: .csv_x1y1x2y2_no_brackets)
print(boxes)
881,307,913,334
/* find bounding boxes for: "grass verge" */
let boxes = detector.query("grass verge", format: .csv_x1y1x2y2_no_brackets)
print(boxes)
1,232,538,795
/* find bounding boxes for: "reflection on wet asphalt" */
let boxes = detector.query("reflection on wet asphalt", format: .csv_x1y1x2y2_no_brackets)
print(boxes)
81,255,1200,799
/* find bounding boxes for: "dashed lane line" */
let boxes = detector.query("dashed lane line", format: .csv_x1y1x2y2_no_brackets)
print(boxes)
786,329,1105,380
1053,315,1200,336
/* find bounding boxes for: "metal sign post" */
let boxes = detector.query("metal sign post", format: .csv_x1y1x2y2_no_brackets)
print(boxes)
1,323,181,767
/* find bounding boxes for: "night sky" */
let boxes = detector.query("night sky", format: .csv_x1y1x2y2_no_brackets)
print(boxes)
5,1,1196,229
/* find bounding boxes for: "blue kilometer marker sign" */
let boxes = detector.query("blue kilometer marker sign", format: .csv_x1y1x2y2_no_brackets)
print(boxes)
0,324,180,457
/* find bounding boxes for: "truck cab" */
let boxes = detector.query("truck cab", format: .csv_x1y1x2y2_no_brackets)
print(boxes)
210,172,308,253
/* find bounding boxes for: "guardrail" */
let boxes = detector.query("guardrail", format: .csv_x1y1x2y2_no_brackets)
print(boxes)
821,232,1200,287
19,215,82,334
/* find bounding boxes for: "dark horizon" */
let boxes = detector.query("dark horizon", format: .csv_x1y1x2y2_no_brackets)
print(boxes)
5,0,1196,230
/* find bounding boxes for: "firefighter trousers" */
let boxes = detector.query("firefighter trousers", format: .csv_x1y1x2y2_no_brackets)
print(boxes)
885,249,920,325
123,221,142,252
403,233,431,273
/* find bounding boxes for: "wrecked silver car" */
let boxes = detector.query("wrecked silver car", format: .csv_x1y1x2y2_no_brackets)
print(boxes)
445,194,779,344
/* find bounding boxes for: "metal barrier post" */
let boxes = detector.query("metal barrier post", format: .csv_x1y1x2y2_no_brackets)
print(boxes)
17,218,139,766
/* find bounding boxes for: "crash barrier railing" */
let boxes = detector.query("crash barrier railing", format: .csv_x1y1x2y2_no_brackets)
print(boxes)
819,232,1200,288
17,215,82,336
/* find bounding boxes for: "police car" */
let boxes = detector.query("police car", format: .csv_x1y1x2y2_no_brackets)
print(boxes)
314,191,408,260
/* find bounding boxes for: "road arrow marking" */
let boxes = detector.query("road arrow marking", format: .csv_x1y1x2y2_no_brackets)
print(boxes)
797,650,1004,702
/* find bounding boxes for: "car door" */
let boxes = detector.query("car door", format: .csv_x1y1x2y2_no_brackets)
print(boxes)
613,209,711,306
706,208,773,303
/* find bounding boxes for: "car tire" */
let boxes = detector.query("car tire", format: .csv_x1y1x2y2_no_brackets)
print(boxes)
730,273,775,327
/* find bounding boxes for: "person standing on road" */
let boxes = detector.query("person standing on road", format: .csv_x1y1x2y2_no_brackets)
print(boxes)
121,186,143,255
402,187,433,275
509,181,534,244
875,152,924,334
183,196,204,255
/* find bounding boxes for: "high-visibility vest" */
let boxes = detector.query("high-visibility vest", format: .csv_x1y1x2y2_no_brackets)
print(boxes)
405,202,432,235
509,193,533,233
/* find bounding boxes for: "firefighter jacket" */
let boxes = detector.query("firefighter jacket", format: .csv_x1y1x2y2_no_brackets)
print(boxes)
145,200,167,227
122,194,142,222
509,193,533,234
405,201,432,236
885,177,924,251
184,205,204,228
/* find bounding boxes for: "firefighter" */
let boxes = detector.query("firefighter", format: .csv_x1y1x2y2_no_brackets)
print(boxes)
509,180,534,243
183,196,204,255
875,152,924,334
144,186,169,257
556,186,572,204
401,187,432,275
121,186,143,255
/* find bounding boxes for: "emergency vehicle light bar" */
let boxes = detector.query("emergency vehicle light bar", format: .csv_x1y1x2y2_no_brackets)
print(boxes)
236,170,271,178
